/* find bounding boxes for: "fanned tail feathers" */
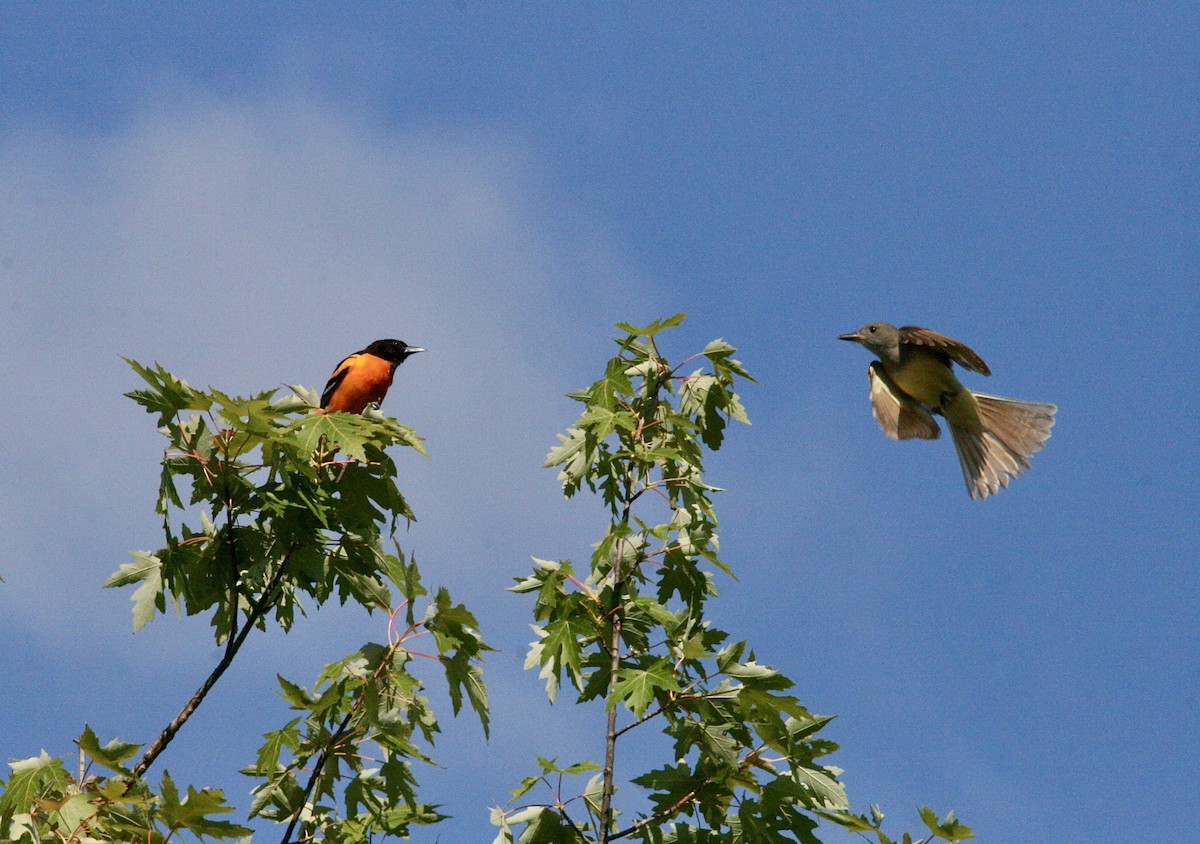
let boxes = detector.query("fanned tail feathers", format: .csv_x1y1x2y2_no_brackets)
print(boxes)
950,393,1057,500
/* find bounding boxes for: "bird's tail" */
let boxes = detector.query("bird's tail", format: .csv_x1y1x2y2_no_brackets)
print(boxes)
949,393,1057,500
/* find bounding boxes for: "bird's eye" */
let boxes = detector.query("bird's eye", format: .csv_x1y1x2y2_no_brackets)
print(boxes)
868,326,877,333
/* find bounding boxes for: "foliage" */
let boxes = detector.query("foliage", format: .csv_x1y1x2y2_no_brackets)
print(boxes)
0,319,970,844
0,363,487,842
0,738,251,844
499,315,971,844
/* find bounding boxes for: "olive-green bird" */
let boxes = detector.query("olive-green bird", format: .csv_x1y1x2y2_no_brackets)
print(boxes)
839,322,1056,500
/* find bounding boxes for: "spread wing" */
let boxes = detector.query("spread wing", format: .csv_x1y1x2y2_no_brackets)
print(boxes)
898,326,991,375
868,362,941,440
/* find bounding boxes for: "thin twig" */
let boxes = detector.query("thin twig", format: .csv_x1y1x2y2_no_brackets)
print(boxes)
612,694,676,739
278,710,356,844
609,784,705,841
558,805,590,843
279,630,413,843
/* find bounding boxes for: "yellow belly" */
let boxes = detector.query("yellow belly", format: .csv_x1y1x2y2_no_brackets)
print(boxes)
889,350,961,406
889,349,981,431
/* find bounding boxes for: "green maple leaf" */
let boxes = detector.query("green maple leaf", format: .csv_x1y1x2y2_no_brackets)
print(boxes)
920,807,975,842
610,658,679,716
104,551,164,632
77,725,140,776
287,413,373,462
159,771,252,839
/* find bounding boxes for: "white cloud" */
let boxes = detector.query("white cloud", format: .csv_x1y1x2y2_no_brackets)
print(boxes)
0,94,678,840
0,93,661,655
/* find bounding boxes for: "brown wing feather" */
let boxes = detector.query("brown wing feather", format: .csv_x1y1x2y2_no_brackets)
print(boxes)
898,326,991,376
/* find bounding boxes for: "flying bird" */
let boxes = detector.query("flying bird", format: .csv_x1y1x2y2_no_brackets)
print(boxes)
320,339,425,414
839,323,1056,500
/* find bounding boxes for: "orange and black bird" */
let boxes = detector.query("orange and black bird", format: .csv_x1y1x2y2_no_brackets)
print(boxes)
320,339,425,414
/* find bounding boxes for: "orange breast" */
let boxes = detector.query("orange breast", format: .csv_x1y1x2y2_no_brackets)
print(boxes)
323,353,396,414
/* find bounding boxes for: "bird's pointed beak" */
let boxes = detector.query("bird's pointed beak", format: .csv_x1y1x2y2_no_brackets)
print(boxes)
838,332,862,343
408,347,426,354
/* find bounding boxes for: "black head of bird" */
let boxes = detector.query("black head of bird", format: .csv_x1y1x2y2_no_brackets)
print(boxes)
364,339,425,364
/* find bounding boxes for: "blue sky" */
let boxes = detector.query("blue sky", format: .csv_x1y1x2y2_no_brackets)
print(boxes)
1,4,1196,842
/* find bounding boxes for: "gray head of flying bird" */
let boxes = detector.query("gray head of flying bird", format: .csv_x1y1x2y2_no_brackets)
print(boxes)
840,322,1055,500
839,322,990,374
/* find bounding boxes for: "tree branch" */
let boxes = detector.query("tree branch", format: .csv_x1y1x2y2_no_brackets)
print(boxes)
131,548,294,779
598,467,640,844
597,573,624,844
